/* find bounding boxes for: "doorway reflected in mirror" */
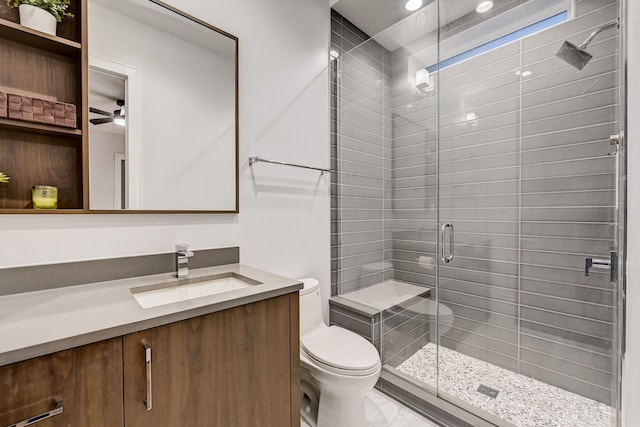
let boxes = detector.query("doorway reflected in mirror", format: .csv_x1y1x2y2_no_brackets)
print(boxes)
89,68,126,210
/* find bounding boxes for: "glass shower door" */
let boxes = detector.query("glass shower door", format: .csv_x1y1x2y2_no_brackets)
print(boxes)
433,1,522,421
432,1,622,426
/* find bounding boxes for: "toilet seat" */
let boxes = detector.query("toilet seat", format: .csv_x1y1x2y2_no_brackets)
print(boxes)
301,326,380,376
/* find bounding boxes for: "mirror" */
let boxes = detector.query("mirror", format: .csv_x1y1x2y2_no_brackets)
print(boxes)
87,0,238,212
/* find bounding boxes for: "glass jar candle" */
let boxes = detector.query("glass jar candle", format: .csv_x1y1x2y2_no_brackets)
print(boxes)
32,185,58,209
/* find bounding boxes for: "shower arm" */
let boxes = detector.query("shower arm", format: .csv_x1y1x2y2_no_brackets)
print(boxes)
578,21,619,50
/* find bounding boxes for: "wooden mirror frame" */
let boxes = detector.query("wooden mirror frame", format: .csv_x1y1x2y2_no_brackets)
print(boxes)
0,0,239,214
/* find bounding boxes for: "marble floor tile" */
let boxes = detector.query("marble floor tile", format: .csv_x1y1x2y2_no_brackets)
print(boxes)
300,389,439,427
397,343,612,427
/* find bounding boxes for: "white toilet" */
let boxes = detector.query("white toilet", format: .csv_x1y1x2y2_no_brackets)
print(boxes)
299,278,381,427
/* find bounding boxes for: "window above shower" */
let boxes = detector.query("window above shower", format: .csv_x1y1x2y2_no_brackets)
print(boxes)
333,0,577,93
426,8,569,73
332,0,575,58
421,0,575,75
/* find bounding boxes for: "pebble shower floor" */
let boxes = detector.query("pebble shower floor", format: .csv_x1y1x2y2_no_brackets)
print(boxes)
397,343,612,427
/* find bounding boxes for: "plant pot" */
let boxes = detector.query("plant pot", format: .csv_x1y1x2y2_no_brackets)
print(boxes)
18,4,57,36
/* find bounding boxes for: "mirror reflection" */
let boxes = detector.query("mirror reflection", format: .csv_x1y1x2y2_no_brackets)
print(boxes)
88,0,238,212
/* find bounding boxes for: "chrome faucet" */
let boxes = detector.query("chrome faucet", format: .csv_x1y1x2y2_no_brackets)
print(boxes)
175,244,194,278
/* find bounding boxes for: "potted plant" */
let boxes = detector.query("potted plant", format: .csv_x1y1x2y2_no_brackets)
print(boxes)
7,0,74,36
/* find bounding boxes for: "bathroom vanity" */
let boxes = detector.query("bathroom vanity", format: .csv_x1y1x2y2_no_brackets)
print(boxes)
0,264,301,427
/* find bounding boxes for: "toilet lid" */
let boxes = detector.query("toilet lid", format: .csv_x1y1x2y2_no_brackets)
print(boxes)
301,326,380,375
298,277,320,296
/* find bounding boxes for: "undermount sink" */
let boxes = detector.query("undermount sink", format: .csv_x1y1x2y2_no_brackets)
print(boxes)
131,273,262,308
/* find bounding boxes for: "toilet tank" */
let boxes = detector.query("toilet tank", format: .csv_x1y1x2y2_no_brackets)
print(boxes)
298,278,324,336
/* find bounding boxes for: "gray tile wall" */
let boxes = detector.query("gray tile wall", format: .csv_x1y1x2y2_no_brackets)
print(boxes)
382,296,430,367
331,11,393,296
332,0,619,406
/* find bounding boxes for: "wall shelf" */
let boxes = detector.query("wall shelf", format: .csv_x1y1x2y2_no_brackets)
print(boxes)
0,208,87,214
0,17,81,58
0,118,82,137
0,0,86,212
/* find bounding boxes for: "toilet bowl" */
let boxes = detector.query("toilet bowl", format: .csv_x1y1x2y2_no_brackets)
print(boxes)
299,278,381,427
423,298,454,338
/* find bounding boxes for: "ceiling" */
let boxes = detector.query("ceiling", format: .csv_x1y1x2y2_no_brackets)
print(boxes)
332,0,435,44
91,0,235,59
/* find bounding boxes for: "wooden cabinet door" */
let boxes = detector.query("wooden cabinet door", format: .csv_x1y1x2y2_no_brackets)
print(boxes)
0,337,124,427
123,294,299,427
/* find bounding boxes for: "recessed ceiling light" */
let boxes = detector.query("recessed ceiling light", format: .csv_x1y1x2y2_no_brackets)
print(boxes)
405,0,422,12
521,70,532,77
330,50,340,60
476,1,494,13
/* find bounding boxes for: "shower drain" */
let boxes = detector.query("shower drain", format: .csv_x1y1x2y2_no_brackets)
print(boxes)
477,384,500,399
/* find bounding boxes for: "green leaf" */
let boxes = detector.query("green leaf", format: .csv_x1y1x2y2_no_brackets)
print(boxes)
7,0,74,22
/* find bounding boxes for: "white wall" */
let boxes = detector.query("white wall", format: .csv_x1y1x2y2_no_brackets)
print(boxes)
0,0,330,312
623,0,639,425
89,130,125,210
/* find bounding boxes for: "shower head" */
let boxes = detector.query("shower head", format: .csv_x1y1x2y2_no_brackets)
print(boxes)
556,41,593,70
555,21,619,70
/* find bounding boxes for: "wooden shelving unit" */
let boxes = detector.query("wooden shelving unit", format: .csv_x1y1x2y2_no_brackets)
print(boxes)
0,118,83,136
0,17,81,57
0,0,87,212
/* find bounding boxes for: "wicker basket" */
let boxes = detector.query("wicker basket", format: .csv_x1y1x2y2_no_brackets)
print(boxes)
7,93,77,128
0,92,6,118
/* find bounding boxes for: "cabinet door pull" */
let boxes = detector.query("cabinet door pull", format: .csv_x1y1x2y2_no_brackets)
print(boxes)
144,344,153,411
5,401,63,427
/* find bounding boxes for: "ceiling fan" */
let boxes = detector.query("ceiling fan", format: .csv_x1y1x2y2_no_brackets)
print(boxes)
90,99,126,126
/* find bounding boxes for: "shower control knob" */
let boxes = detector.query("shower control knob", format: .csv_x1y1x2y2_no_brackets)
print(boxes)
585,252,618,281
585,257,610,277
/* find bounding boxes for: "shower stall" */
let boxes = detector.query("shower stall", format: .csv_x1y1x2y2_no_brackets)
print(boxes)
329,0,624,426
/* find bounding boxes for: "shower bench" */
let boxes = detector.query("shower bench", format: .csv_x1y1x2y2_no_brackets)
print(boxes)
329,280,431,368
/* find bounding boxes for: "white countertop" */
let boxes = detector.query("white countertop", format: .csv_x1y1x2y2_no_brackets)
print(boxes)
0,264,302,366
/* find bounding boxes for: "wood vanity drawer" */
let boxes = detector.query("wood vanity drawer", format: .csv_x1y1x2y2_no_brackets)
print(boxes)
0,338,123,427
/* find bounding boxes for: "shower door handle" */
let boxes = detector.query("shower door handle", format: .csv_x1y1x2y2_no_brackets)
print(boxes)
441,223,454,263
